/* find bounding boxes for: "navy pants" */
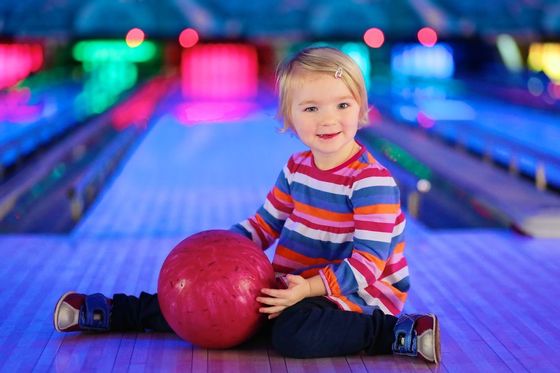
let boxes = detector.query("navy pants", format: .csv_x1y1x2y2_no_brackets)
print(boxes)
111,292,397,358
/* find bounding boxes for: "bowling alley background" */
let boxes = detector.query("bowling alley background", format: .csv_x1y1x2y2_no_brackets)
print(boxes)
1,1,560,372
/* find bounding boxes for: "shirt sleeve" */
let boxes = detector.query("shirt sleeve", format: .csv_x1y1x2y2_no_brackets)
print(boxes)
319,166,406,296
230,162,294,250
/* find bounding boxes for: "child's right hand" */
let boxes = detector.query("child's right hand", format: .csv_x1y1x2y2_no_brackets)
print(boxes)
256,274,312,319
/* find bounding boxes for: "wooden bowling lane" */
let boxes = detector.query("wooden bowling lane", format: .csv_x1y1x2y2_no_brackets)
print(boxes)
1,91,560,371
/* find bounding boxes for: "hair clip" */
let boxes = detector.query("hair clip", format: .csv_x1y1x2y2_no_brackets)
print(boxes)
334,67,343,79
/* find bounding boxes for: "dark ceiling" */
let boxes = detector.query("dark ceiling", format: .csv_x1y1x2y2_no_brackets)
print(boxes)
1,0,559,40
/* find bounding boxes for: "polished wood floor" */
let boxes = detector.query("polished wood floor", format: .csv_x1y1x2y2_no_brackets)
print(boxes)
1,110,558,372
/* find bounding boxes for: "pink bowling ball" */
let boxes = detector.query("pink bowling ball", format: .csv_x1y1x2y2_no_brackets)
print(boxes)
157,230,276,349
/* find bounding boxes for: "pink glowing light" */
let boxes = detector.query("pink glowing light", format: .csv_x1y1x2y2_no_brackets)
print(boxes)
548,82,560,100
179,28,199,48
111,76,172,130
30,44,43,71
417,111,435,128
181,44,258,100
0,88,44,123
418,27,438,47
126,28,145,48
0,43,44,90
367,105,383,126
363,28,385,48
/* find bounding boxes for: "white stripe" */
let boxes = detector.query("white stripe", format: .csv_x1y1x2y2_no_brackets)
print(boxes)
283,164,294,185
349,260,372,290
392,219,406,236
380,266,409,285
358,289,392,314
284,219,353,243
354,229,393,243
292,172,352,195
353,176,397,191
327,296,352,311
263,199,289,221
352,252,383,282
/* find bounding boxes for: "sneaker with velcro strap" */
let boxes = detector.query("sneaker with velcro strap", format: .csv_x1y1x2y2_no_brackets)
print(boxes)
54,291,112,332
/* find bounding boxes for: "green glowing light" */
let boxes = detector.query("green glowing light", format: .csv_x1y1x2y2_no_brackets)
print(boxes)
496,34,523,73
73,40,157,63
361,132,432,180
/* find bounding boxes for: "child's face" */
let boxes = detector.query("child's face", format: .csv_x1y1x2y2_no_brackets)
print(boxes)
289,71,360,169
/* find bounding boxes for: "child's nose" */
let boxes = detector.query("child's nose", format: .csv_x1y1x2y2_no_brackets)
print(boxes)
319,109,338,126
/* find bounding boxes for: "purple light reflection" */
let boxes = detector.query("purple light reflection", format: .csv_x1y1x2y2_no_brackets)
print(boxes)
174,101,258,125
0,88,44,123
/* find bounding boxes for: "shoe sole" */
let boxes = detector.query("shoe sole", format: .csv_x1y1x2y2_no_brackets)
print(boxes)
431,313,441,364
53,291,77,332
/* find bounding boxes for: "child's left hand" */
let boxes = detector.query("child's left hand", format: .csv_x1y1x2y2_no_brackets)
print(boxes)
256,274,311,319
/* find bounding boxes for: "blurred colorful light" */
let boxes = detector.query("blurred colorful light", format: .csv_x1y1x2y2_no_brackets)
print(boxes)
418,27,438,47
548,82,560,100
181,44,258,99
179,28,199,48
0,43,43,90
528,43,560,82
174,101,257,125
391,43,454,78
73,40,156,62
496,34,523,72
0,87,43,123
341,43,371,89
112,76,172,130
126,28,145,48
527,77,545,96
72,40,158,115
417,111,435,128
363,28,385,48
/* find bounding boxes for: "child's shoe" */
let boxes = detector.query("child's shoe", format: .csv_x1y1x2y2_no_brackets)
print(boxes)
392,313,441,364
54,291,112,332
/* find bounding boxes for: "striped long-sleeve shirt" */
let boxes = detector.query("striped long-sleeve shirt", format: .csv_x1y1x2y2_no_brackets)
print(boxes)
231,143,410,316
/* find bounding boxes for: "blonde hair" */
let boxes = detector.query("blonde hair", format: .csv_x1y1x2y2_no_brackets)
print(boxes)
276,47,369,131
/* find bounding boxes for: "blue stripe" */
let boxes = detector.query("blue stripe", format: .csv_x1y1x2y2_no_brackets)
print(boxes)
275,169,291,195
257,206,285,234
330,261,359,294
229,224,251,240
351,185,400,207
339,293,381,315
291,182,351,213
279,229,353,261
393,276,410,292
353,237,392,260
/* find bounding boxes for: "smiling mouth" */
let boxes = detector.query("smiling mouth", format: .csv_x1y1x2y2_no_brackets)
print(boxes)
317,132,341,139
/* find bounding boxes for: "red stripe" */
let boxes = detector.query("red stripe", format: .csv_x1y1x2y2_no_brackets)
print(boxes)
301,165,355,187
248,218,268,247
354,220,395,233
354,167,392,181
381,257,407,275
287,153,311,173
267,192,292,214
348,256,378,284
365,285,400,315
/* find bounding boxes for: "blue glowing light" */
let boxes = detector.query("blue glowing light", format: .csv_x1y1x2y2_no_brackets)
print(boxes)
391,44,454,79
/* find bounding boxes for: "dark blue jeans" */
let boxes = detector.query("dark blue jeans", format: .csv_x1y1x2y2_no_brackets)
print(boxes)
111,292,396,358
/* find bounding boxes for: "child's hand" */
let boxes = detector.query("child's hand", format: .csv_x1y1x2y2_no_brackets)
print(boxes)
256,274,311,319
